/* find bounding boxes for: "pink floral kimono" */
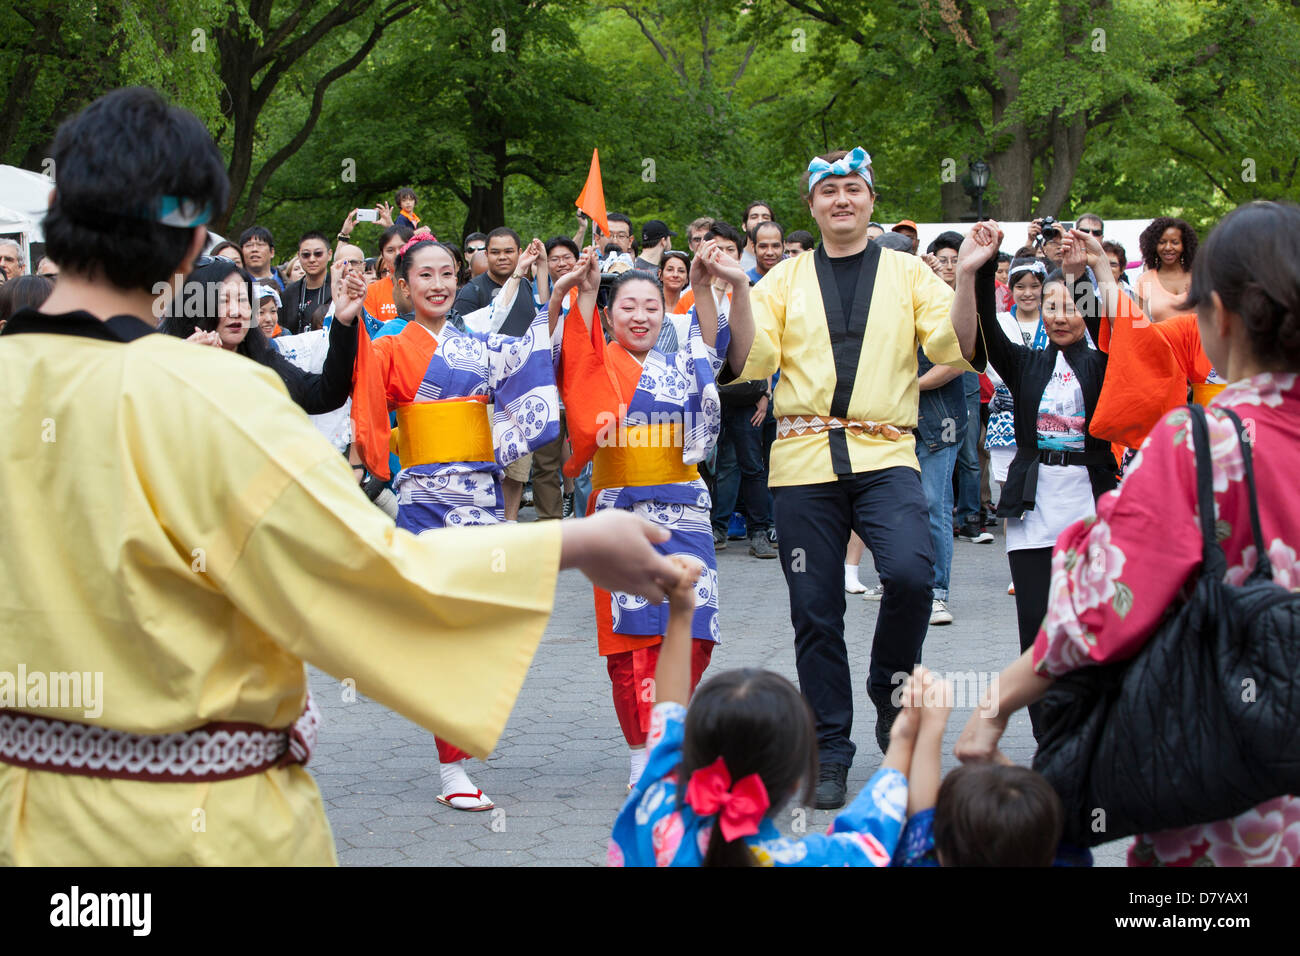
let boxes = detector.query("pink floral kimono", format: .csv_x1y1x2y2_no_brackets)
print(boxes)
1034,372,1300,866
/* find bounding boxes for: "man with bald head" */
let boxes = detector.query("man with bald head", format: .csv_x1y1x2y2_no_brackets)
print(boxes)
470,250,488,279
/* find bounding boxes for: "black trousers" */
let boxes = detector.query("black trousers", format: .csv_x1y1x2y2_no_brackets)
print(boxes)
773,467,935,769
1007,546,1053,740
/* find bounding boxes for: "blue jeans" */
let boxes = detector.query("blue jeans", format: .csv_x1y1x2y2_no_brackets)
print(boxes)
916,440,958,601
954,372,981,525
711,404,772,535
574,461,593,517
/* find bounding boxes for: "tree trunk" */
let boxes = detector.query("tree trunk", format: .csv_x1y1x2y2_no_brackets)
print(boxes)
461,136,508,238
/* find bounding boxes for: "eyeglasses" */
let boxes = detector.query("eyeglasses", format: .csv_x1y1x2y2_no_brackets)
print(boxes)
935,256,959,267
336,258,364,270
1079,228,1103,237
300,250,326,259
609,232,631,241
466,245,485,254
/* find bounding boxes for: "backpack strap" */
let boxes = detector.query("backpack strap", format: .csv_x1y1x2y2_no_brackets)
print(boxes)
1218,407,1274,581
1187,404,1228,578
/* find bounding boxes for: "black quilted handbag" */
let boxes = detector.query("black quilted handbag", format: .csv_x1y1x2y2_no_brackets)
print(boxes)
1033,405,1300,847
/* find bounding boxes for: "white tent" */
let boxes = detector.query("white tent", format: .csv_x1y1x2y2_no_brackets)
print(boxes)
0,165,52,243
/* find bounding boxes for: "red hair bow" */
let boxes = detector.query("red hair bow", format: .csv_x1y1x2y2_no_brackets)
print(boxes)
399,229,437,257
684,757,771,842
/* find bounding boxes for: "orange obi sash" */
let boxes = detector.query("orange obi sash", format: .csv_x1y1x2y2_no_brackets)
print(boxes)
591,422,699,492
390,396,493,468
1192,381,1227,406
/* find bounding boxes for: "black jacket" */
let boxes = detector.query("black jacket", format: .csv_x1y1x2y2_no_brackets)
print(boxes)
281,276,333,336
451,273,537,337
976,258,1117,518
266,315,357,415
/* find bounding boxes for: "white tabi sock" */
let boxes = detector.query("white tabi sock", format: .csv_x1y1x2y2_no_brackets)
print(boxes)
439,759,477,797
629,746,649,789
844,563,866,593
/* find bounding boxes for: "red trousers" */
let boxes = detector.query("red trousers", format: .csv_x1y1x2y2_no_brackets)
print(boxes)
606,641,715,746
436,738,470,763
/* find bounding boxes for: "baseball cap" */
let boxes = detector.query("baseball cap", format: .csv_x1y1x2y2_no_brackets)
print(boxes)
641,220,677,244
892,220,918,233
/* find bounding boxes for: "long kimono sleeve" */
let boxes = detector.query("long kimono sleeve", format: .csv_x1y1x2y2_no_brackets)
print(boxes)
1033,408,1208,677
736,268,785,382
486,308,562,468
793,768,909,866
220,424,562,757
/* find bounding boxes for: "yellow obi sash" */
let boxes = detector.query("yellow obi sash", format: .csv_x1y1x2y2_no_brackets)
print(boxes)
391,398,494,468
591,422,699,492
1192,381,1227,406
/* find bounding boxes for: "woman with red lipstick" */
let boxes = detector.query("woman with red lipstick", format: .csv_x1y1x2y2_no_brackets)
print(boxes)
549,242,753,789
974,224,1118,739
1136,217,1199,323
350,232,561,812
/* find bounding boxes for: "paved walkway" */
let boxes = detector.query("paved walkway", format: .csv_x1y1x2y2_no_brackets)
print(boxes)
309,517,1129,866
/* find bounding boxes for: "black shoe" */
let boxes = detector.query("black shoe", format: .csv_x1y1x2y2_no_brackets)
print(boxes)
875,701,900,755
814,763,849,810
956,521,994,544
712,527,728,551
562,492,575,518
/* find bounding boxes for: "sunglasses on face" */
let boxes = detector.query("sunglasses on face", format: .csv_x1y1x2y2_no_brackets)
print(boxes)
1079,228,1103,237
300,250,326,259
467,245,485,254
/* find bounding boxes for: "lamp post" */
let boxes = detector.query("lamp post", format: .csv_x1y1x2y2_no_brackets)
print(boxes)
969,159,991,220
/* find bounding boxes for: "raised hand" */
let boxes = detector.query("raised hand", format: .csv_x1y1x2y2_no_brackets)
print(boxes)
560,510,684,605
331,264,369,327
339,208,358,238
957,219,1003,273
376,202,394,228
689,239,715,290
516,238,544,277
575,244,602,294
186,327,222,348
665,555,703,616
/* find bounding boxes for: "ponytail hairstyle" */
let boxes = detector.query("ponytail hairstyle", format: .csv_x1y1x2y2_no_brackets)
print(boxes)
679,669,818,867
1183,200,1300,371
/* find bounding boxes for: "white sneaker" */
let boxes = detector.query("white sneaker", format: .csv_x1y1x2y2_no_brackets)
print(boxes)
930,599,953,626
862,585,885,601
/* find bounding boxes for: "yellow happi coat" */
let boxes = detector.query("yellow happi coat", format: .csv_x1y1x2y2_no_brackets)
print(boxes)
0,311,560,865
739,247,979,486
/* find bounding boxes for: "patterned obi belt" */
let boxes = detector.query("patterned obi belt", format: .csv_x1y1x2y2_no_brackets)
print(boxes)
776,415,912,442
391,396,494,469
591,422,699,492
0,695,321,783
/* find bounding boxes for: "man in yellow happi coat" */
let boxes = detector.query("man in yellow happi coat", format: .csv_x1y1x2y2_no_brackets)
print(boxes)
0,88,685,865
725,147,986,810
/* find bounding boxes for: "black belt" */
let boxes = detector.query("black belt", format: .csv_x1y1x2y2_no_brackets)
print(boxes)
1037,448,1109,467
1023,447,1113,508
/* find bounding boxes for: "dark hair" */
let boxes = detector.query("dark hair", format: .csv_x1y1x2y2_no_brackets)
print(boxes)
704,220,745,253
933,764,1063,866
927,230,964,256
378,224,414,258
308,302,330,332
606,213,632,233
1074,212,1104,231
159,257,275,364
680,669,818,867
660,250,690,272
486,226,521,250
395,187,417,206
742,200,774,224
607,268,664,308
239,226,274,250
297,230,330,251
1007,256,1048,291
786,229,815,249
1139,216,1198,271
394,238,458,284
997,251,1013,264
545,236,579,260
1183,201,1300,370
42,87,229,291
1013,245,1037,258
465,231,487,245
749,220,785,246
0,274,54,323
800,149,876,199
1101,240,1128,282
441,241,469,286
209,240,241,262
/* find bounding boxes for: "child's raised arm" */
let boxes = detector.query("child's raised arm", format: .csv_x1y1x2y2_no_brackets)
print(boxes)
652,556,703,707
904,667,952,816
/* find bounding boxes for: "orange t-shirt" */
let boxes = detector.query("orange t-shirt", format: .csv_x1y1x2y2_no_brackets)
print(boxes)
363,276,400,324
1092,298,1212,452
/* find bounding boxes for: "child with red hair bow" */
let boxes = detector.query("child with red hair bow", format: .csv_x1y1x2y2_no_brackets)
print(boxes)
609,555,932,867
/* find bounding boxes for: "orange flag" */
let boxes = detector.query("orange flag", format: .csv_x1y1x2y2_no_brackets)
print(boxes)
350,317,392,481
575,148,610,239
